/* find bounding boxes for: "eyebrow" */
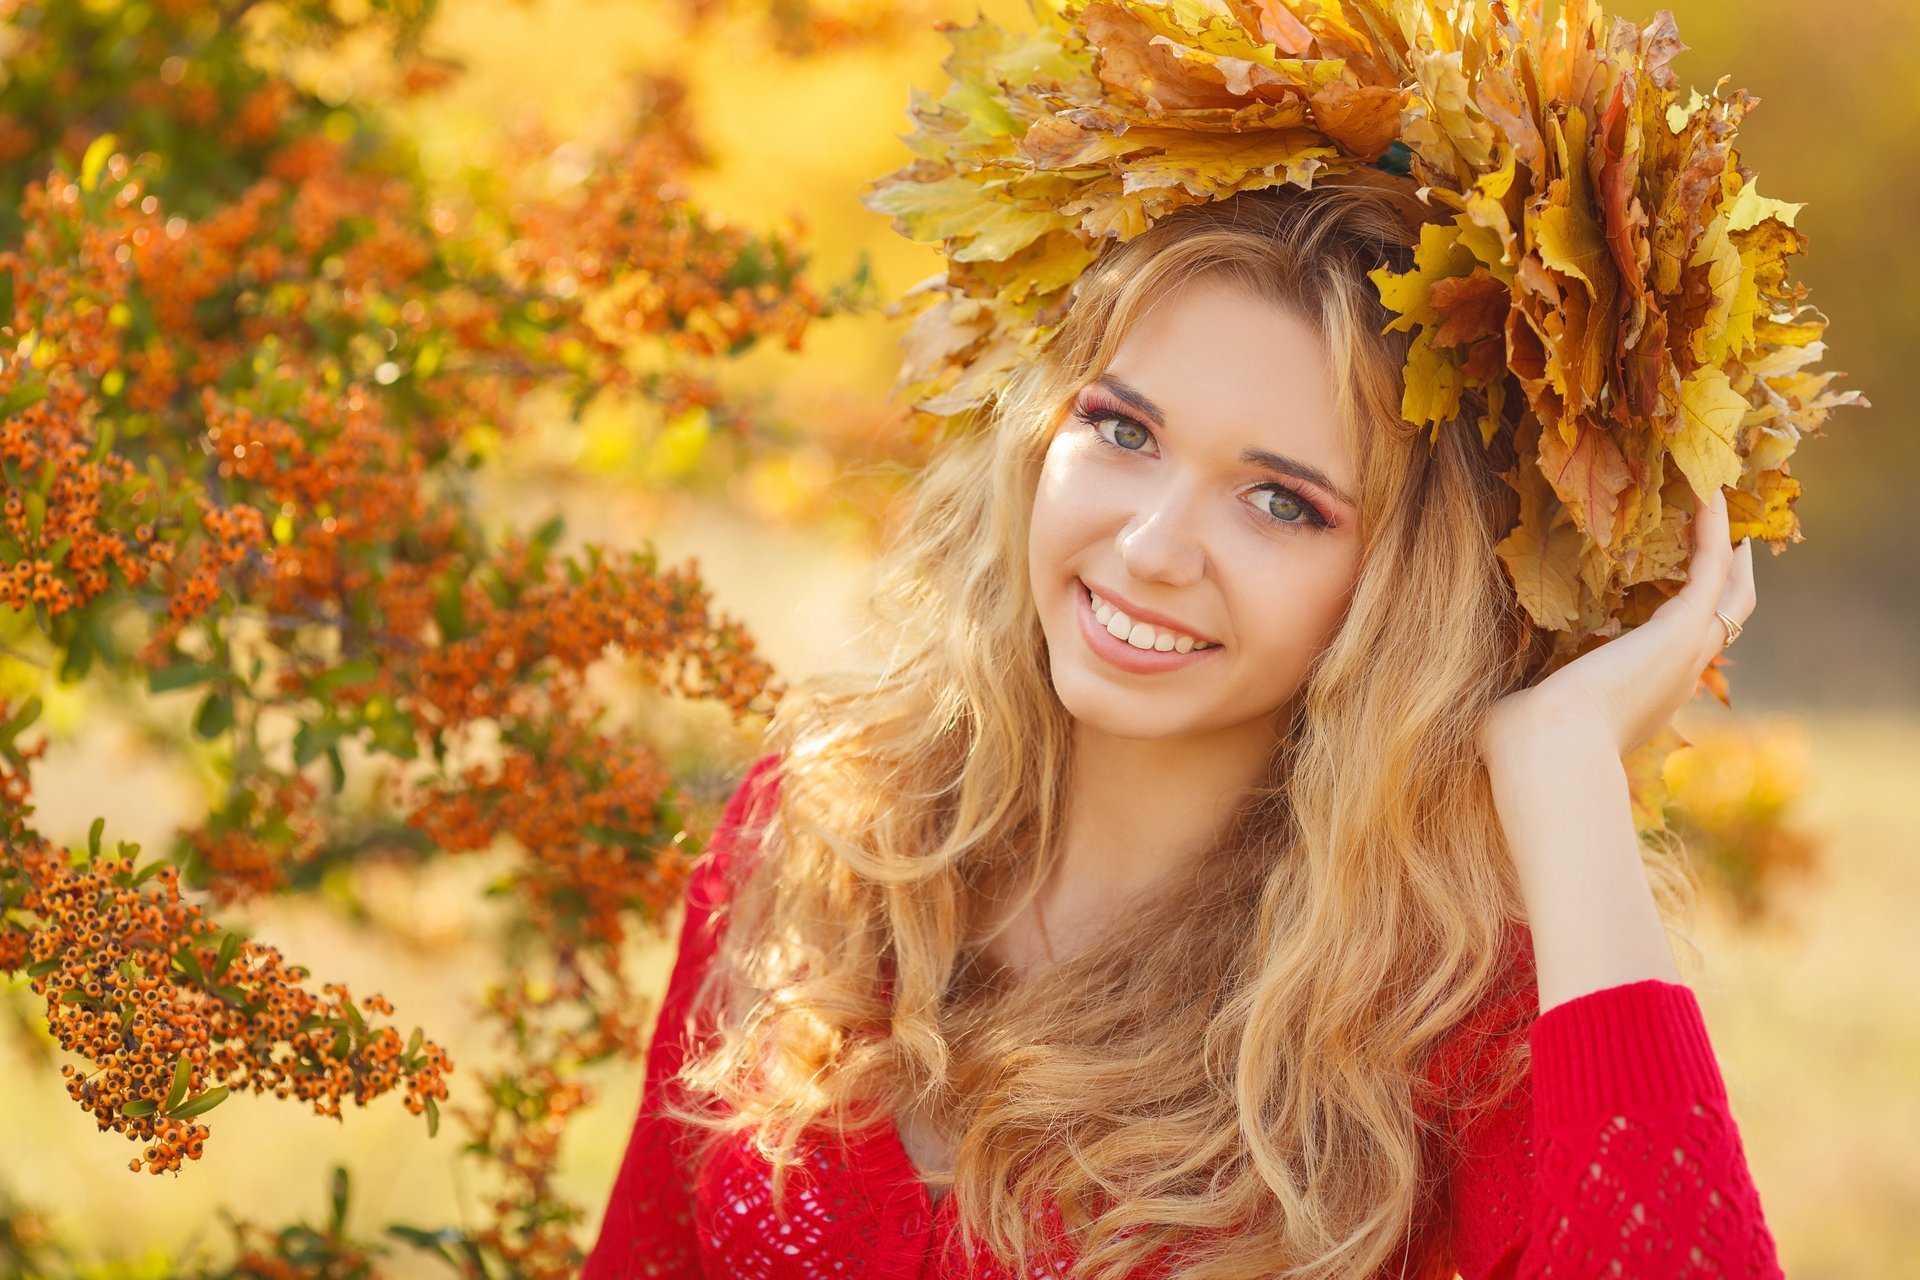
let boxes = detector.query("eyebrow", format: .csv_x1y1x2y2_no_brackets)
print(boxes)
1089,374,1357,510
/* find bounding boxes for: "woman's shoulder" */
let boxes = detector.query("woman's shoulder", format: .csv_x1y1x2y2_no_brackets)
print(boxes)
686,751,784,916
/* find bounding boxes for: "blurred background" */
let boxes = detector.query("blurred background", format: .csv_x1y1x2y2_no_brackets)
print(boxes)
2,0,1915,1276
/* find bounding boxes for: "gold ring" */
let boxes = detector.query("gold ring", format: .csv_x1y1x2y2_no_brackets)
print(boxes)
1714,610,1743,647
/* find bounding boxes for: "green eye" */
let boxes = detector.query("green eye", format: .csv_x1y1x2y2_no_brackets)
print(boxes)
1261,489,1306,522
1110,419,1150,450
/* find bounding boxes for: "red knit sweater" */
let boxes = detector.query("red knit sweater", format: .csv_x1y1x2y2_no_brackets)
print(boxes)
585,755,1783,1278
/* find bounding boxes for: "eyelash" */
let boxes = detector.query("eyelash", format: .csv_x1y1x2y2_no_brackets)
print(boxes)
1070,403,1337,532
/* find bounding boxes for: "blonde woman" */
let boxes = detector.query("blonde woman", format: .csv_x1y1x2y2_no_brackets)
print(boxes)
582,181,1780,1279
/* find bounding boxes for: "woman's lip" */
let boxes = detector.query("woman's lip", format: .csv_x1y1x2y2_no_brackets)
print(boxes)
1080,579,1217,646
1074,580,1223,675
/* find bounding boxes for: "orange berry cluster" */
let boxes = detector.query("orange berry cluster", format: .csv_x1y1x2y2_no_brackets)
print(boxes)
403,698,694,951
0,749,450,1175
505,124,826,369
407,537,777,730
0,186,173,622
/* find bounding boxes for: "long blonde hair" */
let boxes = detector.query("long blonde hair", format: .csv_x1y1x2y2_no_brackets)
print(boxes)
677,181,1688,1278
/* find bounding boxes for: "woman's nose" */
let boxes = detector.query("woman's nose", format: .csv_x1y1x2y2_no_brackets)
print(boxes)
1117,488,1206,587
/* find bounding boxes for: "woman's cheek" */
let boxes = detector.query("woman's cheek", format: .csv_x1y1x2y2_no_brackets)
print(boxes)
1250,553,1356,664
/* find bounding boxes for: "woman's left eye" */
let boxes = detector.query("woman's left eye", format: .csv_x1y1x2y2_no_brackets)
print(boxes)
1254,485,1317,525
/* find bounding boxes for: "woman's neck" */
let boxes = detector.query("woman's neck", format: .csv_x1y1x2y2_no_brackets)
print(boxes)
985,718,1277,973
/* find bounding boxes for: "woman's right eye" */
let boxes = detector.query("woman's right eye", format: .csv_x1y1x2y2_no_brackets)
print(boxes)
1106,417,1151,450
1077,406,1153,453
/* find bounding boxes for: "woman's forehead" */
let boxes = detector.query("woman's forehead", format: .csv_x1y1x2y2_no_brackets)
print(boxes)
1094,280,1356,497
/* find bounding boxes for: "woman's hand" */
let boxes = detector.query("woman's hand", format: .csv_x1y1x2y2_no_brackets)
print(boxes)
1481,486,1757,764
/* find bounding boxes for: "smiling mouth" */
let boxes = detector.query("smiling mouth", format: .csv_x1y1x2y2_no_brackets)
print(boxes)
1080,580,1217,652
1074,580,1223,672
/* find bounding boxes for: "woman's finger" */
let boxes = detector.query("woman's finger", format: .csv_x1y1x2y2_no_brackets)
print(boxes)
1683,487,1735,604
1718,537,1756,624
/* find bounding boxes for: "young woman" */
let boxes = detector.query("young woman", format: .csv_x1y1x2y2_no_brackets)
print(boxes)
581,183,1780,1279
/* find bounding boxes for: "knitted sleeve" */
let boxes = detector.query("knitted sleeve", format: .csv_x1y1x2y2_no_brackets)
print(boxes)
582,753,782,1280
1441,967,1785,1278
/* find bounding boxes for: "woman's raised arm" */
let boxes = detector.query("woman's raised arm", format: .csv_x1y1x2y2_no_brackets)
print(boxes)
1448,487,1781,1274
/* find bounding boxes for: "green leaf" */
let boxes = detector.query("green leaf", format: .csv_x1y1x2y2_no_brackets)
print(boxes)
330,1165,350,1234
310,658,380,696
122,1098,158,1118
80,134,118,192
129,859,168,887
530,514,566,551
0,378,47,420
343,999,367,1038
25,958,59,978
58,627,94,683
163,1056,192,1112
173,946,207,986
433,574,468,641
325,745,346,794
148,662,224,694
58,989,92,1004
213,932,240,980
88,817,105,862
292,718,347,768
166,1085,229,1119
424,1095,440,1138
192,691,233,739
581,823,654,853
386,1224,463,1267
1,695,43,748
331,1027,351,1058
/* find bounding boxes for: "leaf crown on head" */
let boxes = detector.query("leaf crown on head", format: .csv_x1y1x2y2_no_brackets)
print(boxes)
863,0,1861,659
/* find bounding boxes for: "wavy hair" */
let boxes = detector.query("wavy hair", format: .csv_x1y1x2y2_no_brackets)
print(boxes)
675,180,1695,1279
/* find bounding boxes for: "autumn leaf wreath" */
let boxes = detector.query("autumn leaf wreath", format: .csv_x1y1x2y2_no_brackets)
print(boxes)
864,0,1862,692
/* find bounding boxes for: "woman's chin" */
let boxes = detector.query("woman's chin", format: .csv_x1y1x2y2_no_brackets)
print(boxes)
1048,663,1200,742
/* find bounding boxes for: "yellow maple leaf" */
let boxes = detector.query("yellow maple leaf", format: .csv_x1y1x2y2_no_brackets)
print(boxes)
1368,220,1473,332
1726,468,1802,543
1670,366,1748,501
1724,176,1803,232
1494,459,1584,631
1684,209,1753,364
864,176,1074,264
1428,147,1520,273
1537,418,1631,547
1114,129,1344,199
1400,326,1463,431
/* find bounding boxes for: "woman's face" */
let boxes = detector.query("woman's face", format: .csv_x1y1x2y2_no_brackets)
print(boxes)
1028,276,1364,747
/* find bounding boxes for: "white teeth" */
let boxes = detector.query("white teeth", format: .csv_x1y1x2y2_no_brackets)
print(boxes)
1085,586,1214,653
